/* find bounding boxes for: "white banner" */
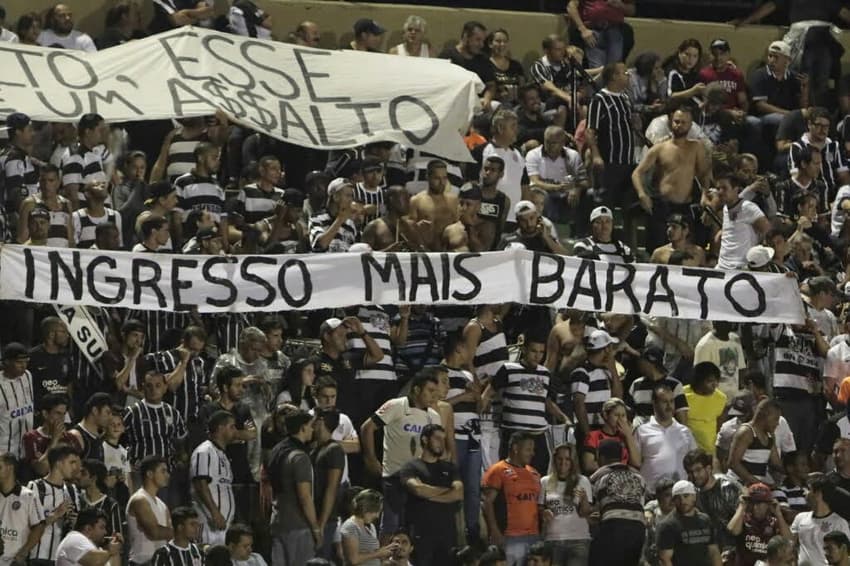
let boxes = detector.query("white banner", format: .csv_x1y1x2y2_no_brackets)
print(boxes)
53,304,107,371
0,246,805,323
0,28,482,162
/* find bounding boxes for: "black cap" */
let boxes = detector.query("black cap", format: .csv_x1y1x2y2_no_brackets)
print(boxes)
360,156,383,173
6,112,31,133
459,182,482,201
642,345,665,368
354,18,385,36
145,181,175,205
3,342,29,361
196,226,220,241
282,188,305,208
710,38,730,51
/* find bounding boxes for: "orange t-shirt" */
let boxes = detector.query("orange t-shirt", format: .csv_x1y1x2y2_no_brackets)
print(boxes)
838,376,850,406
481,459,540,536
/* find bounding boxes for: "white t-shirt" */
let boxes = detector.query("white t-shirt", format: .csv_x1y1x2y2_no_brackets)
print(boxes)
792,511,850,566
525,145,585,186
37,29,96,52
56,531,97,566
0,485,44,564
716,199,765,270
481,143,526,222
373,396,441,477
693,332,746,399
538,474,593,541
826,339,850,397
832,184,850,238
0,28,18,43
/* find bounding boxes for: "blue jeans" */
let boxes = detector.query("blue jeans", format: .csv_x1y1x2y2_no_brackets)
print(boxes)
505,534,541,566
551,539,591,566
585,26,624,68
455,437,482,540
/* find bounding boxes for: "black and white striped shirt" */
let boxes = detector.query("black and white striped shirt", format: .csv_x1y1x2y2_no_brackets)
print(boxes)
234,183,284,224
0,371,35,458
166,131,210,183
587,88,635,165
174,172,226,224
789,133,848,198
72,207,123,249
492,362,553,432
446,366,479,442
190,439,235,526
572,237,634,264
472,321,509,380
772,325,821,401
570,362,613,428
27,478,73,561
145,349,208,422
347,306,396,382
152,540,205,566
628,375,688,423
354,183,385,224
774,480,807,511
308,211,359,252
82,492,123,537
727,423,774,484
0,145,39,208
33,195,72,247
128,309,191,355
61,144,109,207
529,56,583,130
123,399,188,467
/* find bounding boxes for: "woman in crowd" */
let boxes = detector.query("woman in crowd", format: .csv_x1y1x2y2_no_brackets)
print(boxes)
628,51,667,126
15,11,40,45
539,444,593,566
275,357,317,410
665,38,705,100
581,397,641,473
487,28,525,108
388,15,430,57
339,489,399,566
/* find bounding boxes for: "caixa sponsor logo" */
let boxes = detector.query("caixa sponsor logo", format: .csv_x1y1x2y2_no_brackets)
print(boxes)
402,423,425,433
0,526,19,537
10,405,33,418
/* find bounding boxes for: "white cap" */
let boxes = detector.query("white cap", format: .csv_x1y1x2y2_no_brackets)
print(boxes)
672,480,697,497
590,206,613,223
319,317,344,335
327,177,354,196
586,329,619,351
348,243,373,253
514,200,536,217
768,40,792,58
505,241,527,251
746,245,775,269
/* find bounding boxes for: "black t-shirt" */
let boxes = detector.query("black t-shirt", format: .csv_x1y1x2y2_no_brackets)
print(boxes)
438,46,496,85
200,400,255,484
149,0,197,34
399,458,460,538
656,510,716,566
312,440,346,519
749,66,802,113
27,345,70,407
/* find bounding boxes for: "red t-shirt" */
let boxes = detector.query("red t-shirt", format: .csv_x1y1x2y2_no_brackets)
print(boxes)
698,64,746,109
482,460,541,536
22,428,76,464
584,429,630,465
580,0,627,26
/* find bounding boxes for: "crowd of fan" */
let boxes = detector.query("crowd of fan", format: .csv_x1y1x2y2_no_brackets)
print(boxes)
6,1,850,566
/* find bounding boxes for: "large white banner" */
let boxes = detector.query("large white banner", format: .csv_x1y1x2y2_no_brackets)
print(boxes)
0,28,482,162
0,246,805,323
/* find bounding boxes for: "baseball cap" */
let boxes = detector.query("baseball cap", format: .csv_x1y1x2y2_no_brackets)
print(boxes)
747,482,774,503
590,206,613,223
29,206,50,220
360,156,383,173
586,329,619,351
641,345,665,368
319,317,344,336
3,342,29,361
768,40,792,58
667,213,690,228
196,226,220,241
458,182,482,201
710,38,730,51
514,200,536,217
348,243,372,253
809,276,846,299
354,18,385,36
327,177,354,197
282,188,305,208
746,245,775,269
672,480,697,497
5,112,31,133
727,391,755,417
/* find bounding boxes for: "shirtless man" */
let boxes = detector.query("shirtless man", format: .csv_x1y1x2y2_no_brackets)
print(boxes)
478,156,510,250
443,183,488,251
410,160,459,250
632,105,711,253
362,185,427,251
545,309,587,374
649,213,706,265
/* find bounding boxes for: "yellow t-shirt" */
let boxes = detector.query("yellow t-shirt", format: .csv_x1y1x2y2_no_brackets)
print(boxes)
683,385,727,455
